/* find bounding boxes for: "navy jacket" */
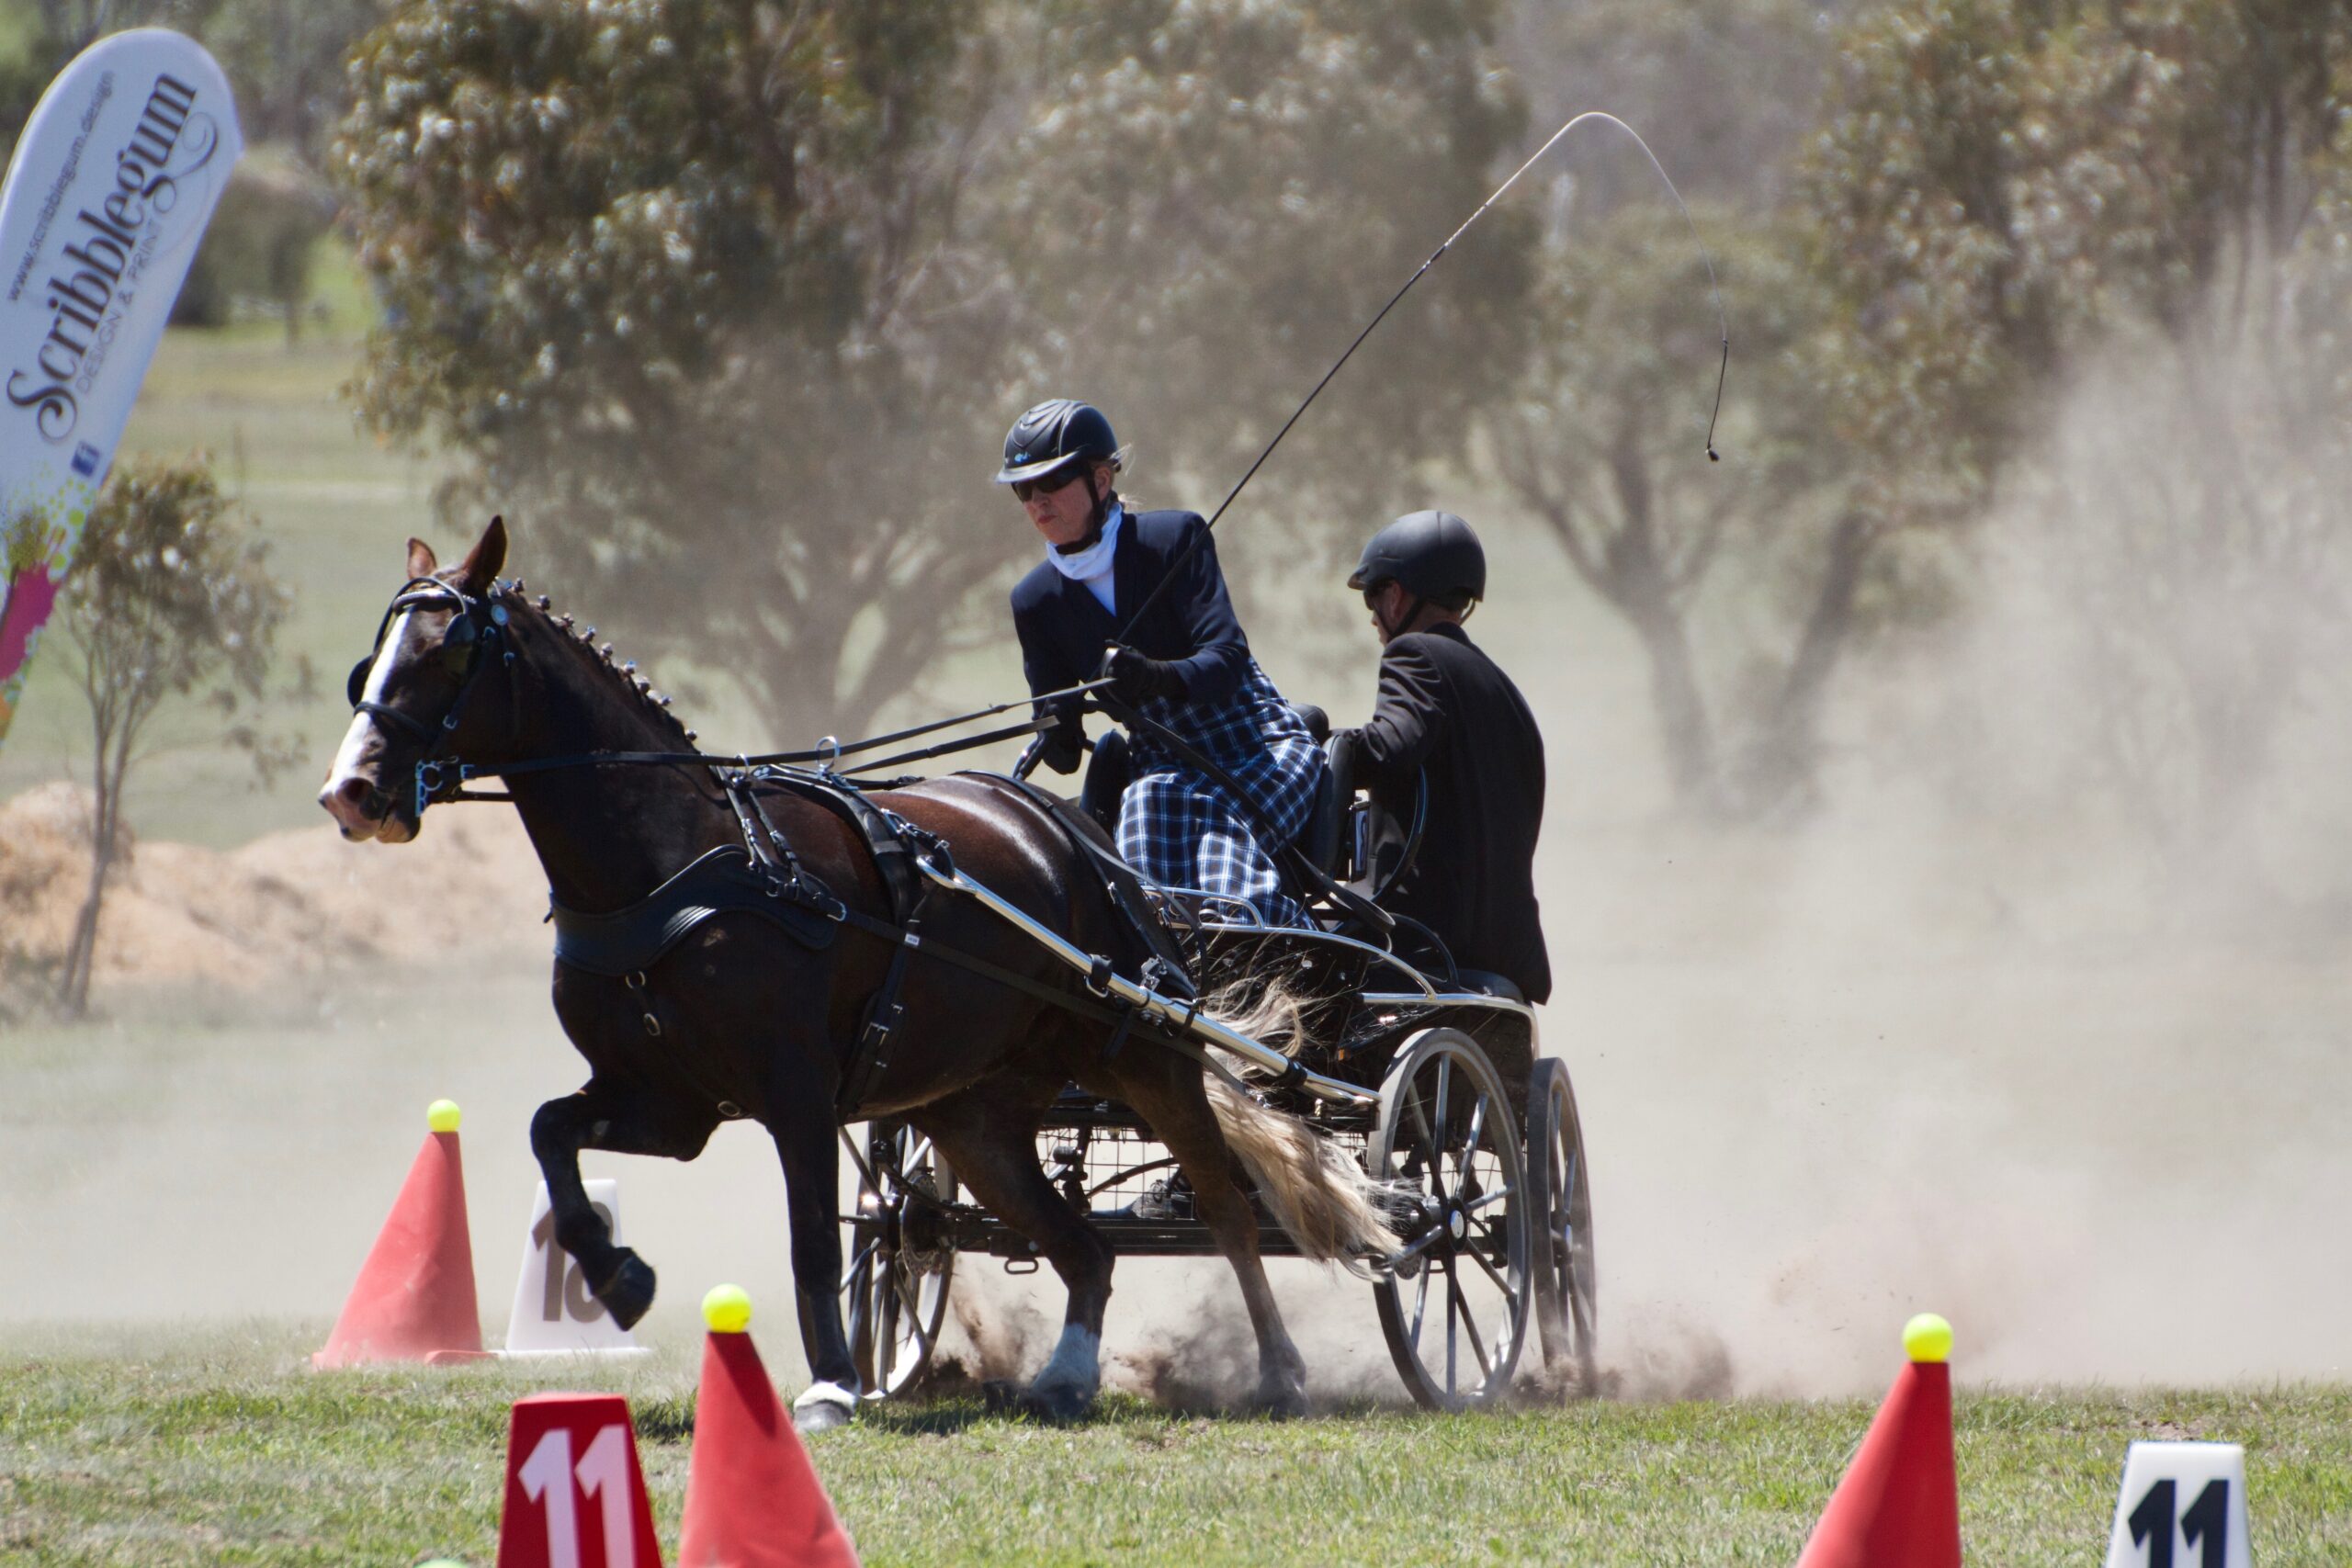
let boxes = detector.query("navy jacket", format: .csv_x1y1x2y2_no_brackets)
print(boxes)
1333,622,1552,1003
1011,509,1250,750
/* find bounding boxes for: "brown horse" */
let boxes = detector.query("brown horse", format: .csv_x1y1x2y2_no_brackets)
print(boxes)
317,517,1388,1427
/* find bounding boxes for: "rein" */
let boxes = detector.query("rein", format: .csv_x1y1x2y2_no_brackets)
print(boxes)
345,572,1115,818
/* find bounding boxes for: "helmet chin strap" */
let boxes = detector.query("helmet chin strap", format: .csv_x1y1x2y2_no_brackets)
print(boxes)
1052,470,1117,555
1376,585,1425,642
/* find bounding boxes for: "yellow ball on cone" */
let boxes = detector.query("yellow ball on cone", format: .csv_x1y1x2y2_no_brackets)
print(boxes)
703,1282,752,1334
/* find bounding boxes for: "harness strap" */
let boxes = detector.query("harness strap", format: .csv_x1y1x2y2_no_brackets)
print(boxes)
836,897,927,1117
753,769,927,926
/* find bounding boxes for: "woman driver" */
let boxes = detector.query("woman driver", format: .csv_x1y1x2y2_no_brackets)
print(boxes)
1001,399,1323,929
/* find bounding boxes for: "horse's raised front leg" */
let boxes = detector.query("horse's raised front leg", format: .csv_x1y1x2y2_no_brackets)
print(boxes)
765,1066,863,1435
530,1084,707,1330
923,1086,1116,1421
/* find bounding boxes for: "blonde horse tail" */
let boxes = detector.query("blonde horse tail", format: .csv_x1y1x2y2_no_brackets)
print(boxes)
1201,970,1394,1268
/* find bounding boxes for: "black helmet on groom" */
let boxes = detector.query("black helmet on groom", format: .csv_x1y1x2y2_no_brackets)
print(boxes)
994,399,1121,487
1348,510,1487,609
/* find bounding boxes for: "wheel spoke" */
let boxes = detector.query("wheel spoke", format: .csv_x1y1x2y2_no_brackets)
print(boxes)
1466,1236,1515,1299
1407,1084,1435,1164
1409,1262,1431,1352
1386,1222,1449,1269
876,1278,901,1387
1463,1183,1515,1215
839,1127,879,1191
1461,1093,1489,1175
1445,1266,1459,1392
1451,1271,1493,1382
1431,1058,1453,1168
904,1284,939,1358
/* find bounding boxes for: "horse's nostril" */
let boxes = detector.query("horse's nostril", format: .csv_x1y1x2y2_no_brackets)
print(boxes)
334,777,372,807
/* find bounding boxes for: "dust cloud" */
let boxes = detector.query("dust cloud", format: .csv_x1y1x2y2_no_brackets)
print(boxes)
5,351,2350,1404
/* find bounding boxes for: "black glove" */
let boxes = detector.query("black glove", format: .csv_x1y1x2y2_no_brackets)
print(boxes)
1039,724,1084,775
1102,643,1187,705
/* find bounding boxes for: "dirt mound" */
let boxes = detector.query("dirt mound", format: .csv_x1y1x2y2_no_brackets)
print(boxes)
0,782,547,1000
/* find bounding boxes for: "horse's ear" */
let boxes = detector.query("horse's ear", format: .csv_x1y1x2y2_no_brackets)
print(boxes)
455,515,507,594
406,537,437,578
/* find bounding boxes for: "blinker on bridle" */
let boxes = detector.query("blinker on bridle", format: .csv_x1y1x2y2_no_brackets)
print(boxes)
346,576,514,814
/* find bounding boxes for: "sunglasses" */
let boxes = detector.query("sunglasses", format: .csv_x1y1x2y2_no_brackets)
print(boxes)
1011,466,1090,503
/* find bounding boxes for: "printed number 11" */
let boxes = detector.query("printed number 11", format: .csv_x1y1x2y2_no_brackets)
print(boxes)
517,1425,638,1568
2127,1478,2230,1568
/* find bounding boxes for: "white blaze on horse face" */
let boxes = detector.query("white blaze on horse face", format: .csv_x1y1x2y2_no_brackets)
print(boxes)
319,609,417,836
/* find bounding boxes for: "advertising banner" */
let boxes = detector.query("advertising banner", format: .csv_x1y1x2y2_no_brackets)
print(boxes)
0,28,243,744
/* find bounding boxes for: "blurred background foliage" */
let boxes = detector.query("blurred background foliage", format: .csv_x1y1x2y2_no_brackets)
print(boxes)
3,0,2350,908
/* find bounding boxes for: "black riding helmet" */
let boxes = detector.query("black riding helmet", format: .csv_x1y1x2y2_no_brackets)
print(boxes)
994,399,1120,486
1348,510,1487,608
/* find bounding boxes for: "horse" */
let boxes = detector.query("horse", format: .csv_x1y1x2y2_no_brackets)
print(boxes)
316,516,1390,1427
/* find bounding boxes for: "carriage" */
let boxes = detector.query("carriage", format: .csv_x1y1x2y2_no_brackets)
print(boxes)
326,525,1598,1420
834,712,1599,1412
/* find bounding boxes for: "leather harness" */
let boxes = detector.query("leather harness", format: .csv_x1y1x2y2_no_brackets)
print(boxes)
546,764,1204,1122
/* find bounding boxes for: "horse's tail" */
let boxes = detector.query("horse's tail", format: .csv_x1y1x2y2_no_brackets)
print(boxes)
1202,973,1395,1269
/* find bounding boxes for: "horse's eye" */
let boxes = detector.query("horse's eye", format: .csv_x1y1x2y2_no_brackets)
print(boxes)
447,615,479,649
346,657,372,707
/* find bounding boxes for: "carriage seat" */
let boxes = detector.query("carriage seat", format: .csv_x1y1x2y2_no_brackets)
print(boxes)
1285,704,1346,877
1452,969,1524,1004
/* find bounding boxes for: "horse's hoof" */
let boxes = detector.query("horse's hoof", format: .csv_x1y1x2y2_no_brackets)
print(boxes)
592,1250,657,1330
1016,1381,1094,1424
1256,1383,1309,1420
793,1396,854,1436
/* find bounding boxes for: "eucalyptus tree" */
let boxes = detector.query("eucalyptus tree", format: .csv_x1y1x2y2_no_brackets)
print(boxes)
1805,0,2352,869
1491,208,1841,813
996,0,1533,545
335,0,1533,741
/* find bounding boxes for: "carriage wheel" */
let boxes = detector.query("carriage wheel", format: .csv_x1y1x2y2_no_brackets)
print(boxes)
1526,1057,1598,1384
1369,1027,1532,1410
839,1122,958,1400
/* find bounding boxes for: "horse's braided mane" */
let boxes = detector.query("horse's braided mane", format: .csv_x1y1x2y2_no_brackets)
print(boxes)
489,575,702,752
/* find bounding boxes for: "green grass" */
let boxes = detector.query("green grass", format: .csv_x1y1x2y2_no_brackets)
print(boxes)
2,1329,2348,1565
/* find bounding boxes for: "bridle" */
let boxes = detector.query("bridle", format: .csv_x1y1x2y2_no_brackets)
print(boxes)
345,575,516,815
346,573,1097,822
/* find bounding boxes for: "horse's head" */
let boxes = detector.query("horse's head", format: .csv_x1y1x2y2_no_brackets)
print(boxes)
319,516,514,842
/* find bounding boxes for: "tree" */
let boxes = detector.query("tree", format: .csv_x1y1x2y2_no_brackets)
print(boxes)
172,156,340,336
1505,0,1855,214
1803,0,2352,880
999,1,1533,542
338,1,1051,742
334,0,1533,743
51,456,290,1016
1492,206,1852,814
199,0,390,153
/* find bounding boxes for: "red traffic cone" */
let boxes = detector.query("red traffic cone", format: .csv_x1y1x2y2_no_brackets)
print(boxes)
1796,1313,1962,1568
495,1393,665,1568
679,1285,859,1568
313,1100,490,1368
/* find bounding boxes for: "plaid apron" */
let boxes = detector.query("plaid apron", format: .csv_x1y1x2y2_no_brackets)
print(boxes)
1115,659,1323,928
